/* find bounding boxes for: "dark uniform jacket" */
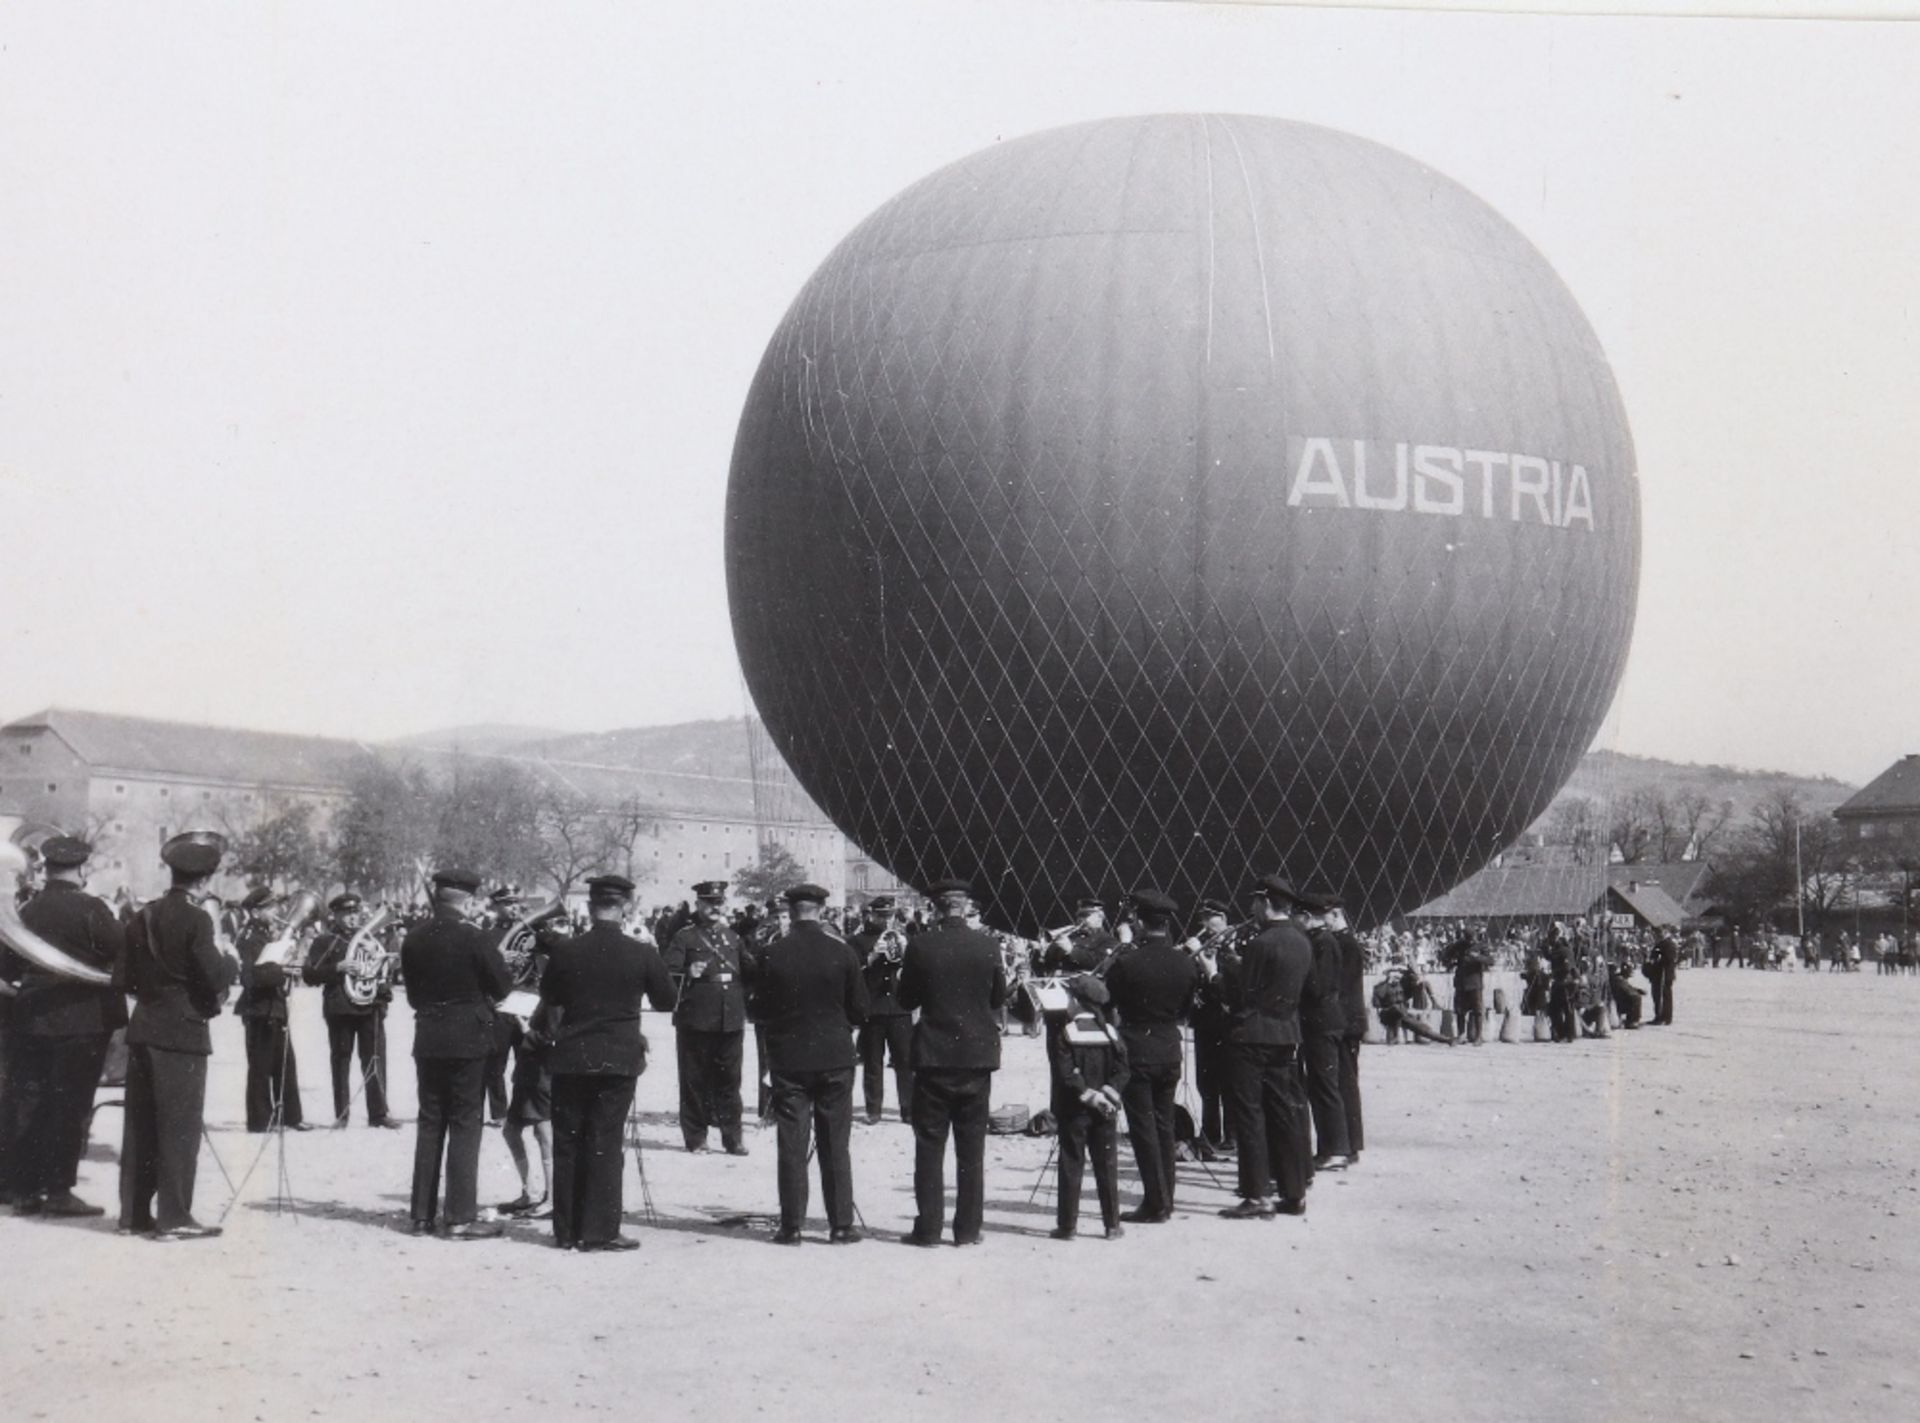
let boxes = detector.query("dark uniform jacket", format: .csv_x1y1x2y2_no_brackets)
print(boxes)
1442,935,1489,993
1324,927,1365,1036
1042,924,1118,974
898,920,1007,1072
119,889,235,1054
662,920,750,1033
849,926,909,1017
235,917,294,1025
751,921,870,1073
537,922,677,1077
302,927,391,1017
400,907,511,1060
1220,918,1317,1046
1302,927,1348,1037
1104,931,1199,1068
16,880,128,1037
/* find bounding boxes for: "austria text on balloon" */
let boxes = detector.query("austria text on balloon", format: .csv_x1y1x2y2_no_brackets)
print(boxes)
1287,437,1604,531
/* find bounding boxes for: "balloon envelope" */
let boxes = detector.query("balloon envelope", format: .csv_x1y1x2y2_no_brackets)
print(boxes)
727,114,1638,933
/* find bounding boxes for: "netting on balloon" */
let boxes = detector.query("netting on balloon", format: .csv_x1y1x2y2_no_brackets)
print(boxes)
728,116,1639,935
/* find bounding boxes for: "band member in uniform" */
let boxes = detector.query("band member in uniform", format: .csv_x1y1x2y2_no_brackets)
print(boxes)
233,888,310,1134
1042,897,1118,974
897,878,1007,1247
1328,895,1368,1165
400,868,511,1239
117,830,237,1239
1047,973,1129,1240
302,894,399,1128
4,836,127,1216
1104,887,1199,1223
1213,873,1318,1220
537,874,677,1252
848,896,912,1124
1297,893,1353,1172
753,882,869,1245
1187,899,1236,1155
662,881,751,1156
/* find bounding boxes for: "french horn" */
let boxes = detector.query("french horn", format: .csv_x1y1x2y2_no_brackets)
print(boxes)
0,842,113,987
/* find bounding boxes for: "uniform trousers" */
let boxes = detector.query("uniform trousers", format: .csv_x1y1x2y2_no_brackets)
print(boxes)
1055,1101,1121,1233
1119,1059,1180,1214
119,1043,209,1230
1192,1029,1233,1146
244,1017,304,1131
1337,1035,1365,1154
675,1028,744,1149
1225,1042,1310,1206
910,1068,991,1242
1548,980,1580,1042
550,1073,637,1247
325,1014,389,1124
1302,1033,1350,1159
8,1032,110,1197
857,1015,914,1121
411,1057,485,1226
1653,966,1675,1025
769,1066,856,1231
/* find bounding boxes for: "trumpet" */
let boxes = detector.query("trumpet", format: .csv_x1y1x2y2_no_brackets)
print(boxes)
255,890,322,971
0,843,113,987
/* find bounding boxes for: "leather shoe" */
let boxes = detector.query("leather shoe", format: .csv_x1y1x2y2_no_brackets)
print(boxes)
1219,1198,1275,1220
723,1142,750,1157
116,1221,156,1237
445,1221,504,1240
288,1122,316,1133
1103,1224,1125,1240
1274,1198,1307,1217
770,1225,804,1246
409,1219,435,1237
829,1226,864,1245
496,1194,536,1215
578,1236,640,1253
1120,1206,1168,1224
371,1118,403,1131
900,1231,942,1248
153,1221,223,1241
952,1235,982,1247
12,1196,45,1217
41,1191,106,1218
1049,1226,1076,1241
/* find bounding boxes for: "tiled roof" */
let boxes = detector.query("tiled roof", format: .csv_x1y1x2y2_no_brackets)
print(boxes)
12,707,368,791
1607,861,1715,916
1406,864,1606,919
1608,879,1686,928
4,708,832,826
1835,755,1920,818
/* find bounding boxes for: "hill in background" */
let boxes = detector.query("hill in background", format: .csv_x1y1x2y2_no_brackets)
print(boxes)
1531,748,1856,834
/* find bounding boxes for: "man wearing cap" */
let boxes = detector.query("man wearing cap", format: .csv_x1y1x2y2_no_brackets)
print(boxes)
1186,899,1237,1156
1212,873,1320,1220
662,880,752,1156
848,896,912,1125
1105,888,1200,1223
1296,893,1354,1172
117,830,238,1239
751,883,869,1245
302,893,399,1129
3,836,127,1217
399,869,512,1239
537,874,677,1252
896,879,1008,1247
233,888,310,1134
1042,897,1118,975
1327,896,1368,1166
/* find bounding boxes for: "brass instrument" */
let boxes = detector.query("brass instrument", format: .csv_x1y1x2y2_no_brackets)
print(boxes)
0,843,113,987
873,925,908,964
256,890,322,971
341,907,398,1008
498,899,567,990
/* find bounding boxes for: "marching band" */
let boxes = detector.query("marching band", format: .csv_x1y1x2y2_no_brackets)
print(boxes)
0,828,1367,1247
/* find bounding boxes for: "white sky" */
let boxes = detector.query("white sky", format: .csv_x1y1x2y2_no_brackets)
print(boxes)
0,2,1914,784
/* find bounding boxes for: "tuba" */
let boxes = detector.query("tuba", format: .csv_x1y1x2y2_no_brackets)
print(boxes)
498,899,567,990
341,907,398,1008
0,843,113,987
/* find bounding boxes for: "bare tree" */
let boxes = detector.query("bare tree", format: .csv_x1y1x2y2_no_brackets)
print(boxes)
1544,796,1602,865
534,784,607,899
1607,787,1662,864
1675,789,1734,858
592,792,660,884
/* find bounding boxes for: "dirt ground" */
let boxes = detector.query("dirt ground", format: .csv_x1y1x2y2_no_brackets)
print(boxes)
3,966,1917,1422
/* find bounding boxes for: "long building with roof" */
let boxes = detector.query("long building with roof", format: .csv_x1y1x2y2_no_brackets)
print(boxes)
1833,754,1920,854
0,707,898,903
